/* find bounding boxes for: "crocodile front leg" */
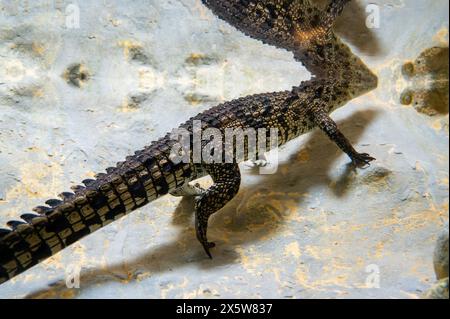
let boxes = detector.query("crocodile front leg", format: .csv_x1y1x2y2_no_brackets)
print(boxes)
309,106,376,168
195,163,241,258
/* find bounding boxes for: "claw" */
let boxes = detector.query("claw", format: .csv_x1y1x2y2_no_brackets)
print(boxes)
201,241,215,259
351,153,376,168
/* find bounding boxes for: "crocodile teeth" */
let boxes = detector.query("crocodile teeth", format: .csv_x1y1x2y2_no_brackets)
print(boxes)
20,214,40,223
7,220,26,230
33,206,53,215
45,199,63,207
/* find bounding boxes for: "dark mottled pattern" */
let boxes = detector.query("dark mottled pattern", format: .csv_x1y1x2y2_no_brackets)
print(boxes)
0,0,377,284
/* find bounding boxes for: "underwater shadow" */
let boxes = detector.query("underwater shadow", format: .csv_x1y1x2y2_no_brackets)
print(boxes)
25,109,380,299
334,0,383,56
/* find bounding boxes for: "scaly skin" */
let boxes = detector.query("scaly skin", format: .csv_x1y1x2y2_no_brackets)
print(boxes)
0,0,378,285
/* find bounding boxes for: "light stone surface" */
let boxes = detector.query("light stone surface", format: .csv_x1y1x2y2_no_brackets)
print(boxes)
0,0,448,299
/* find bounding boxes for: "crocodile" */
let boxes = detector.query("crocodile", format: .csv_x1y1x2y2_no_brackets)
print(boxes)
0,0,378,285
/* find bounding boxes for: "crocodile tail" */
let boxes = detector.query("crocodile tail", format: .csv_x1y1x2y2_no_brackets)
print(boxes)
0,141,192,284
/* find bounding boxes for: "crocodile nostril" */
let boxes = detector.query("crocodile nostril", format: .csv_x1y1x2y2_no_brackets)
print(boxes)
401,47,449,115
400,91,414,105
402,62,415,77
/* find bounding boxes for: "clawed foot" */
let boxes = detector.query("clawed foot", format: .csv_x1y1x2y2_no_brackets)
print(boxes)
351,153,376,168
202,241,216,259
